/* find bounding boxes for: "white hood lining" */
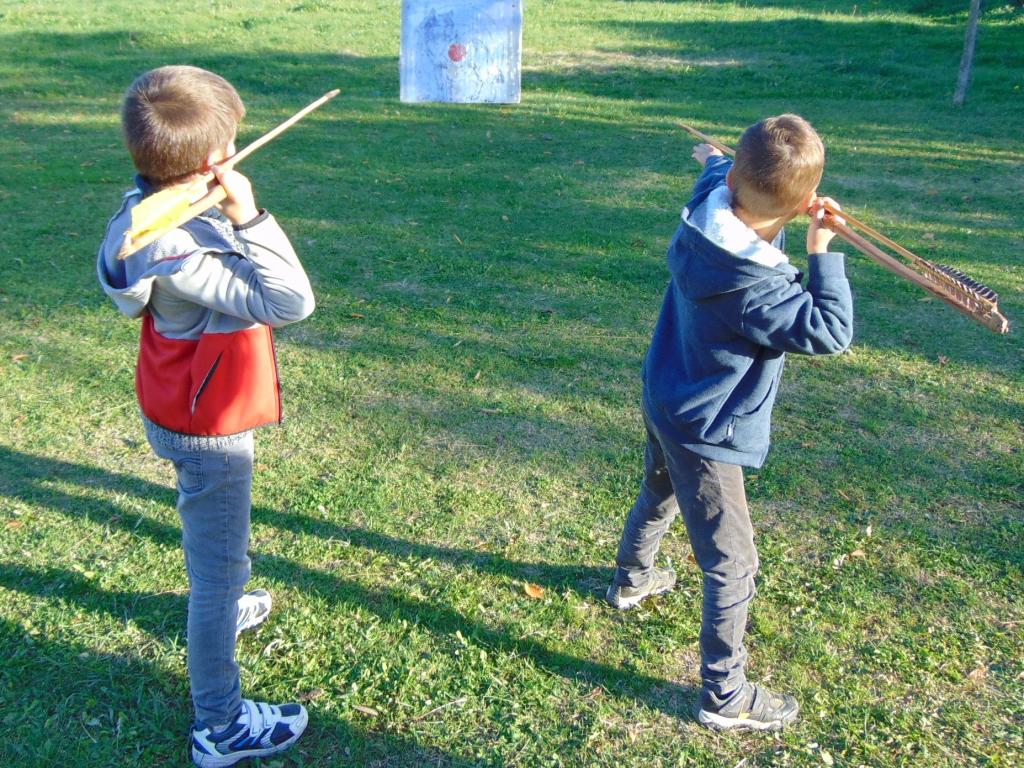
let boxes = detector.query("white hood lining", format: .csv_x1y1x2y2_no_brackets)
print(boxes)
693,185,789,268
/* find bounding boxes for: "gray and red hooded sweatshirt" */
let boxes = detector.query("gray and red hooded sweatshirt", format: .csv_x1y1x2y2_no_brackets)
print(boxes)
97,178,316,437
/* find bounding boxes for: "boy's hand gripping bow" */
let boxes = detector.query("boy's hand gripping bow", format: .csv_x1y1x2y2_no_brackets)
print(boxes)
677,122,1009,335
118,89,340,259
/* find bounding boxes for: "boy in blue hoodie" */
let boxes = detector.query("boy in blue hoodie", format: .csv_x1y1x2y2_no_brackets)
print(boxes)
606,115,853,731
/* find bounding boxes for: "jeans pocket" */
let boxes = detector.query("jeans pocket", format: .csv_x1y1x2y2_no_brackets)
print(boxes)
174,457,204,494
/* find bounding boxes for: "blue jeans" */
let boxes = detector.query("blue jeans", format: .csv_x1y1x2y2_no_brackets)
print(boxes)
144,418,254,726
614,408,759,706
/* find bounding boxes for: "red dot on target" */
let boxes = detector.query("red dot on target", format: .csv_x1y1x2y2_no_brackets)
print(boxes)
448,43,467,62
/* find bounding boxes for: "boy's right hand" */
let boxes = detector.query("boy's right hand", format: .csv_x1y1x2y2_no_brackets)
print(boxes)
692,143,723,167
211,165,260,226
806,196,843,254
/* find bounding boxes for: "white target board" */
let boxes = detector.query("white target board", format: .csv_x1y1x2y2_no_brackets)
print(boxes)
400,0,523,104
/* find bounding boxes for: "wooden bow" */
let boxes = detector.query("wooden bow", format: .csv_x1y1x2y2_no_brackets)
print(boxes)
677,122,1010,335
118,88,340,259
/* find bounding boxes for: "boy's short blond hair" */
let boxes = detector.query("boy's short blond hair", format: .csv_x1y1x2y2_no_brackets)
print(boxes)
731,114,824,218
122,65,245,186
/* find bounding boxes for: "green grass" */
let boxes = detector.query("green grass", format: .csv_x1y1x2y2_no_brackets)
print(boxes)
1,1,1022,766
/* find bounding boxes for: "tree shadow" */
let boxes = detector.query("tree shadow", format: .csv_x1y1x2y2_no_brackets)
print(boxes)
1,14,1021,766
2,27,1020,383
0,443,700,766
4,436,1019,764
1,22,1019,530
0,606,500,767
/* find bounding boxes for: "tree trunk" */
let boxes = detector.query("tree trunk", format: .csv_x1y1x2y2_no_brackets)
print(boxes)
953,0,983,106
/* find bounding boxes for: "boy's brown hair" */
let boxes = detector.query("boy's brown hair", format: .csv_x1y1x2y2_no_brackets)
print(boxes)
122,65,245,186
730,114,824,218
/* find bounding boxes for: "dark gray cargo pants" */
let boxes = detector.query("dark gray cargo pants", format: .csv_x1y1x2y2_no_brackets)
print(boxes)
614,407,759,705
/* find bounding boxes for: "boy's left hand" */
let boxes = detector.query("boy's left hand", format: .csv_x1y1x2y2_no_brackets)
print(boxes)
692,143,723,167
806,196,844,254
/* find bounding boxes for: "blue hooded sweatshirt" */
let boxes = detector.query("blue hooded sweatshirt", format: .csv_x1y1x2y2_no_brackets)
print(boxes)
642,155,853,468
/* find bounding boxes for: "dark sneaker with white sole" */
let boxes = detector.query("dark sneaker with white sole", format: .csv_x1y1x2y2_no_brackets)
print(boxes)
605,566,677,610
698,683,799,731
191,698,308,767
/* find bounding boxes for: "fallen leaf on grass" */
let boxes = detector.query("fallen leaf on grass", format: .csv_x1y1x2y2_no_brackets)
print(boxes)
297,688,325,702
850,549,866,559
821,750,834,766
836,489,851,501
937,355,948,365
453,233,464,246
349,312,365,319
481,408,501,415
6,520,23,529
352,704,380,717
473,370,482,381
524,582,544,599
967,666,988,682
687,553,697,566
11,353,28,363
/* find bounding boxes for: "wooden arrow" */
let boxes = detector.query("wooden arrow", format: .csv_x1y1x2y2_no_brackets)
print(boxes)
118,88,340,258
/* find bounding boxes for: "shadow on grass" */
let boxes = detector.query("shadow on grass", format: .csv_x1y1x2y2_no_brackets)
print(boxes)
0,444,698,766
0,606,497,768
1,15,1020,767
2,28,1021,383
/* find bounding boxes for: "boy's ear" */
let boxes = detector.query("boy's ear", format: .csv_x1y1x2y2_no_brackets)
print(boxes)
725,169,735,191
202,142,235,172
200,150,219,173
801,188,817,214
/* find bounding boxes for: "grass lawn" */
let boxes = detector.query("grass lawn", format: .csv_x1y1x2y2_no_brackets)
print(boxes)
1,0,1022,765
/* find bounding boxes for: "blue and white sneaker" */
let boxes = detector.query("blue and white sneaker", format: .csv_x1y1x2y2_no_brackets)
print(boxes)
235,589,272,638
191,699,308,767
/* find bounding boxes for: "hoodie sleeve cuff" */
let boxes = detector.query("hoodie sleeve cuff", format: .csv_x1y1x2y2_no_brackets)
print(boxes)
807,252,846,281
232,209,269,231
704,154,732,173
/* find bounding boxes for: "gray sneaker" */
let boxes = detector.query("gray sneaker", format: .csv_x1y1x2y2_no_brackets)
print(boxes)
235,589,272,638
698,683,799,731
605,566,677,610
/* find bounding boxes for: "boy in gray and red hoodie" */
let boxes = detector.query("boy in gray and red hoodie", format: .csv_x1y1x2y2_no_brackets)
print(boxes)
606,115,854,732
97,65,314,767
